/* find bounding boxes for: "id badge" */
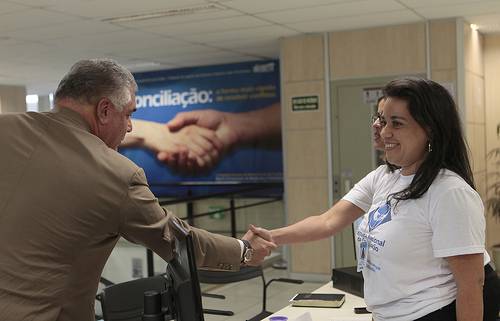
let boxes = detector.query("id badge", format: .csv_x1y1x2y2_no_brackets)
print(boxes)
357,240,368,272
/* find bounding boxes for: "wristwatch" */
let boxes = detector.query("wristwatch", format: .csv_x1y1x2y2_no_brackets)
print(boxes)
241,239,254,264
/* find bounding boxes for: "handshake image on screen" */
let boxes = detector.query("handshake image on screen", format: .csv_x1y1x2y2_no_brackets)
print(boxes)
121,103,281,174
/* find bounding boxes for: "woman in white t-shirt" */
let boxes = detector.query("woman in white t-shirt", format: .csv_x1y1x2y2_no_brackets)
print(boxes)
248,78,500,321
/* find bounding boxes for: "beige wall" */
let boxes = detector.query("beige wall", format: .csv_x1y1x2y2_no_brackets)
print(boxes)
484,34,500,250
0,85,26,113
429,19,457,86
463,22,487,200
329,23,427,79
281,34,332,275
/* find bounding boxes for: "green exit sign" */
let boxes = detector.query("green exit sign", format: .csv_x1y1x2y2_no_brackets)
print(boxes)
292,95,319,111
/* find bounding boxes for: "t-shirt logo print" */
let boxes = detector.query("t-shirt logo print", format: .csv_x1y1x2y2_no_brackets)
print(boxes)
368,202,392,231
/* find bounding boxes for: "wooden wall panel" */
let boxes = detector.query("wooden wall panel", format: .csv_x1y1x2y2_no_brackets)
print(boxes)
281,35,325,83
286,178,331,274
285,129,328,178
464,24,484,77
329,23,426,79
430,19,457,70
484,35,500,250
283,81,325,130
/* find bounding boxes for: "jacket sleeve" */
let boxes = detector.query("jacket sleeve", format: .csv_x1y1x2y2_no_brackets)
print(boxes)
119,168,241,271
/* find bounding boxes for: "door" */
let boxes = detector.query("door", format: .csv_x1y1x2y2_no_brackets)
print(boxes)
330,77,394,268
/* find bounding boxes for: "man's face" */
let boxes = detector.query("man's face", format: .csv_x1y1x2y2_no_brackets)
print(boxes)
100,92,136,150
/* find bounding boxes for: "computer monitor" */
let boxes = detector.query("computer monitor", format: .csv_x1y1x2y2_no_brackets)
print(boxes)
165,220,205,321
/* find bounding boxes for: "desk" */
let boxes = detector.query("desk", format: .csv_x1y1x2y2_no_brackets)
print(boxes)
262,281,371,321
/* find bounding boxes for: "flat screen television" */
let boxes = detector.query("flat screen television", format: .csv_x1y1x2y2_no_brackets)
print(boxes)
164,220,205,321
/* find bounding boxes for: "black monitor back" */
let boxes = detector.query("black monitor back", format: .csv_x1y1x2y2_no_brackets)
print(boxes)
167,220,205,321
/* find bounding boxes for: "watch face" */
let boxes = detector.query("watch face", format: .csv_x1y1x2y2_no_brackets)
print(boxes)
244,248,253,263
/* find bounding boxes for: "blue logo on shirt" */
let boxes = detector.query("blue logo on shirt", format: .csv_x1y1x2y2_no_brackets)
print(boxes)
368,202,392,231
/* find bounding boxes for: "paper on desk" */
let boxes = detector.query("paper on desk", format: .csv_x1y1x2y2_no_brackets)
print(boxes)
289,312,312,321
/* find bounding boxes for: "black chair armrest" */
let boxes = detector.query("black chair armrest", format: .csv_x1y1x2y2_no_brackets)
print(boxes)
203,308,234,316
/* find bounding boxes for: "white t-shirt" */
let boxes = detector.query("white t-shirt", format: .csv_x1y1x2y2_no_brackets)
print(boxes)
343,165,489,321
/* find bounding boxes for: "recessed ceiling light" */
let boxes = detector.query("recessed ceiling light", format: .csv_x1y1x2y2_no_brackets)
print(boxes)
102,3,224,23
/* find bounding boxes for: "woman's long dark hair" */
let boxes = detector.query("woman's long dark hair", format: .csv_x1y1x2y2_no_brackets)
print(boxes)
383,78,475,202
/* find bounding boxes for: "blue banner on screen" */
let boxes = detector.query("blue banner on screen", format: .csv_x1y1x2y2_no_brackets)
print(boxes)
119,60,282,197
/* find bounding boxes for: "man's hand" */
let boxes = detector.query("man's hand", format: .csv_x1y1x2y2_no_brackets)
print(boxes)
241,227,277,266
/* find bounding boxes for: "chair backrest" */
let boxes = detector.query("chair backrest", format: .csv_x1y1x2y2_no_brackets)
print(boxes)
100,274,168,321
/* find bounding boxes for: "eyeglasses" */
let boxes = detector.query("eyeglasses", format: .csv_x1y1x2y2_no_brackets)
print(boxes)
371,114,381,125
371,113,387,127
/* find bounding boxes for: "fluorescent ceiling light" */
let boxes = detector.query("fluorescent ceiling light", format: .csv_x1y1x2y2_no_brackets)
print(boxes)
103,3,224,23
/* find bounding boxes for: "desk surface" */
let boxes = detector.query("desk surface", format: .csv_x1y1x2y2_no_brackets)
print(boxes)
263,281,371,321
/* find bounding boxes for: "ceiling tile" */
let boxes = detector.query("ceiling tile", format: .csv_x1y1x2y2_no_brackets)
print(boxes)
233,45,280,59
212,37,279,50
415,1,500,19
112,8,242,29
173,55,255,68
0,1,29,14
223,0,354,14
289,9,422,33
122,46,223,62
0,8,76,32
256,0,404,24
41,29,170,51
399,0,487,8
180,25,301,43
108,42,203,59
7,19,123,41
6,0,80,7
0,41,54,61
41,0,211,19
141,15,271,37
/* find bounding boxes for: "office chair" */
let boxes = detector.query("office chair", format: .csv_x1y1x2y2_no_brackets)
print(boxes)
197,266,304,321
96,275,232,321
96,274,168,321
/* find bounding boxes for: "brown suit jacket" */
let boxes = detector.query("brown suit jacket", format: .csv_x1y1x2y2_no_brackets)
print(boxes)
0,108,241,321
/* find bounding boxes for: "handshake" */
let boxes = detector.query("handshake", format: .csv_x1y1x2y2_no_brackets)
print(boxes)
121,109,238,173
240,224,277,267
121,103,281,174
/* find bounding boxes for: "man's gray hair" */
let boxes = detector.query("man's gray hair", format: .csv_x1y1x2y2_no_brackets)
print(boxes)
54,58,138,111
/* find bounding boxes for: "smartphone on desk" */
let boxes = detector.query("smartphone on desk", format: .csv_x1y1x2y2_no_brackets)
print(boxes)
354,307,370,314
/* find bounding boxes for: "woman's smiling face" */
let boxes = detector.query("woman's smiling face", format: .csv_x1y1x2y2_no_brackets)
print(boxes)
380,97,429,175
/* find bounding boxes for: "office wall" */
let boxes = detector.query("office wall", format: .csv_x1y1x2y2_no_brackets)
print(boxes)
484,34,500,250
0,85,26,113
329,23,427,79
281,35,332,276
429,19,457,85
463,22,487,201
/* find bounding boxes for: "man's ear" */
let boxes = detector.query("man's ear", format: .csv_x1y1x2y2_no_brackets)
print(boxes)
95,98,113,125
